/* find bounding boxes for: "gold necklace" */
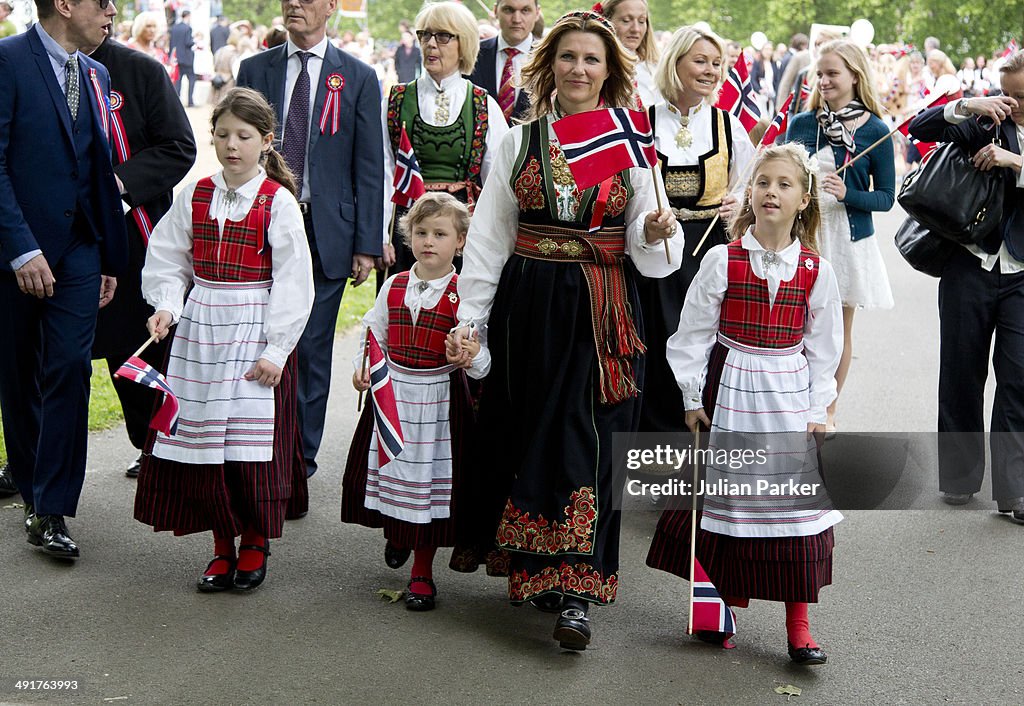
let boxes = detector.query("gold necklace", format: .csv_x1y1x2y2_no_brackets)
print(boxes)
672,102,704,149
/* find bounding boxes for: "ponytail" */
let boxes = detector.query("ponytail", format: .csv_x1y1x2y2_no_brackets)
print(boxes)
262,147,298,198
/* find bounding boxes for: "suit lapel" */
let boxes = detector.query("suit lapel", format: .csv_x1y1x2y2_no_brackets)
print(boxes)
309,43,342,155
266,45,288,128
28,30,73,143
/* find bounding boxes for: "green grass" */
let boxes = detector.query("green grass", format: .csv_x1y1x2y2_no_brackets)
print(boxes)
0,275,378,466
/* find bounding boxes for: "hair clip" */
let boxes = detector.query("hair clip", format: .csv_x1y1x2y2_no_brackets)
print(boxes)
591,2,605,13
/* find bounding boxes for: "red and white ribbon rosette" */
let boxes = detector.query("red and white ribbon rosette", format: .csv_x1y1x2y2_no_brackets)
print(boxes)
319,73,345,135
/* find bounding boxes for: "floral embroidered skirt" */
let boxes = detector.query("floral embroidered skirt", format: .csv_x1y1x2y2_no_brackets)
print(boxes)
471,253,644,605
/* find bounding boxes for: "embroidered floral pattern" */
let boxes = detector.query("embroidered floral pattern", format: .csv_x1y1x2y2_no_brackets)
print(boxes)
496,487,596,554
514,156,545,211
509,562,619,603
386,83,408,152
604,175,628,217
467,87,489,184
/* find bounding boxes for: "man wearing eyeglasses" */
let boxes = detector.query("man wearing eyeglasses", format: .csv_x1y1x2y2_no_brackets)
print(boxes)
0,0,129,559
237,0,384,502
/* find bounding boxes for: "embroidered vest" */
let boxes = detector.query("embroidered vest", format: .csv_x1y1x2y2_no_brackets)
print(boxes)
386,271,460,368
387,81,489,186
653,106,733,210
718,241,820,349
510,118,633,228
191,178,280,282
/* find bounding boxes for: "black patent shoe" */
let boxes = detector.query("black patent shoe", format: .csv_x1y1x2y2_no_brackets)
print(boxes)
553,608,591,650
384,541,411,569
26,514,79,559
530,593,564,613
405,577,437,611
695,630,731,646
233,542,270,591
24,503,35,533
788,642,828,665
125,454,143,478
0,464,18,498
197,556,236,593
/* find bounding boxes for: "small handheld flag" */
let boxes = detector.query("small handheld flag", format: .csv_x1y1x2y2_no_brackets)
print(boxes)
114,356,180,435
760,93,793,147
551,107,657,191
716,58,761,133
690,556,737,640
367,331,405,468
391,125,426,208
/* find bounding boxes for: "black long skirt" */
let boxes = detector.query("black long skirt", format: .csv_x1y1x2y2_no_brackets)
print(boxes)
341,371,479,558
471,253,643,606
636,216,727,433
134,353,307,539
645,343,835,603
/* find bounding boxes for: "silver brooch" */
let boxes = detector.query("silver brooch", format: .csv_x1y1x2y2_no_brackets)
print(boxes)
761,250,779,269
223,189,239,206
417,281,429,293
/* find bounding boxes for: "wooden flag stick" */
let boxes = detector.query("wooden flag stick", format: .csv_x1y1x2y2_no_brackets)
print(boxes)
835,99,943,176
691,214,719,258
131,333,160,360
651,166,672,265
473,0,496,19
687,422,701,635
357,327,371,412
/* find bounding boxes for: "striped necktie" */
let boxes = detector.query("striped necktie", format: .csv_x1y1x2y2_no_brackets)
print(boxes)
498,47,520,122
65,55,80,120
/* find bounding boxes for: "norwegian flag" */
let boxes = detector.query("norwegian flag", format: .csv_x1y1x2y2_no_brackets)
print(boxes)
760,93,793,147
690,557,737,639
391,125,426,208
114,356,180,435
1002,39,1019,58
716,58,761,132
898,92,952,157
367,331,405,468
551,107,657,191
799,77,812,108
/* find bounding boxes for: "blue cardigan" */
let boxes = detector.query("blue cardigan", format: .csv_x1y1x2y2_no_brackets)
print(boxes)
785,111,895,241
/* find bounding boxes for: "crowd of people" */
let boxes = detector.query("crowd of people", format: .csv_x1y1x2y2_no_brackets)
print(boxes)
1,0,1022,668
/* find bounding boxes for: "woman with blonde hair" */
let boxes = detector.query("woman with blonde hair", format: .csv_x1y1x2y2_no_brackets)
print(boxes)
636,24,754,437
126,11,167,65
449,9,680,650
594,0,662,107
380,1,509,278
785,39,895,435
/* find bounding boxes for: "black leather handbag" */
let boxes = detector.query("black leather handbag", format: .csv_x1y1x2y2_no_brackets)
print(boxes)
894,216,959,277
897,141,1004,244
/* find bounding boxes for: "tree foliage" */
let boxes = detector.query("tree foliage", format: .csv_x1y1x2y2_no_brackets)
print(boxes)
224,0,1024,61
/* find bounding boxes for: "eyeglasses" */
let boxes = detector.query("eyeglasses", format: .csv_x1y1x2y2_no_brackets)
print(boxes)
416,30,456,46
94,0,113,8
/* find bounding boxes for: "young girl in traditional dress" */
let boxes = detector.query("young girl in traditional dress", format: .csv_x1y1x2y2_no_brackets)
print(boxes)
134,88,314,593
646,143,844,664
342,192,487,612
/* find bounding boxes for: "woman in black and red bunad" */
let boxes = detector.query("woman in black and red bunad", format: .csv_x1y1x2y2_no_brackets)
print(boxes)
448,10,681,651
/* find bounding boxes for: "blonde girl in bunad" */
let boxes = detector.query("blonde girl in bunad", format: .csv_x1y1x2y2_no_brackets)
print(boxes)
343,192,488,611
134,88,314,593
646,143,844,665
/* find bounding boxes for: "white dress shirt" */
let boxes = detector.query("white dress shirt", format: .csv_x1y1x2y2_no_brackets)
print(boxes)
142,169,314,368
666,231,843,423
282,37,330,203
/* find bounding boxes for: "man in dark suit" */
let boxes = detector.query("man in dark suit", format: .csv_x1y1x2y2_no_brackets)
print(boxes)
237,0,384,482
393,29,420,84
87,35,197,478
466,0,537,125
210,15,230,55
169,10,195,107
909,55,1024,523
0,0,129,558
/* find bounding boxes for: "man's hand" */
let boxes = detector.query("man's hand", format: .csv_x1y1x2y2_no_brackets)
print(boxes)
98,275,117,308
351,253,375,287
965,95,1018,124
15,254,55,298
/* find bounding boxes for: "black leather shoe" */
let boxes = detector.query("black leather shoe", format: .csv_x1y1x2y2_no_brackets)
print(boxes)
385,541,411,569
0,464,18,498
553,607,591,650
405,577,437,611
695,630,731,645
788,642,828,665
197,556,237,593
26,514,80,559
125,454,143,478
529,593,564,613
23,503,34,532
233,542,270,591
